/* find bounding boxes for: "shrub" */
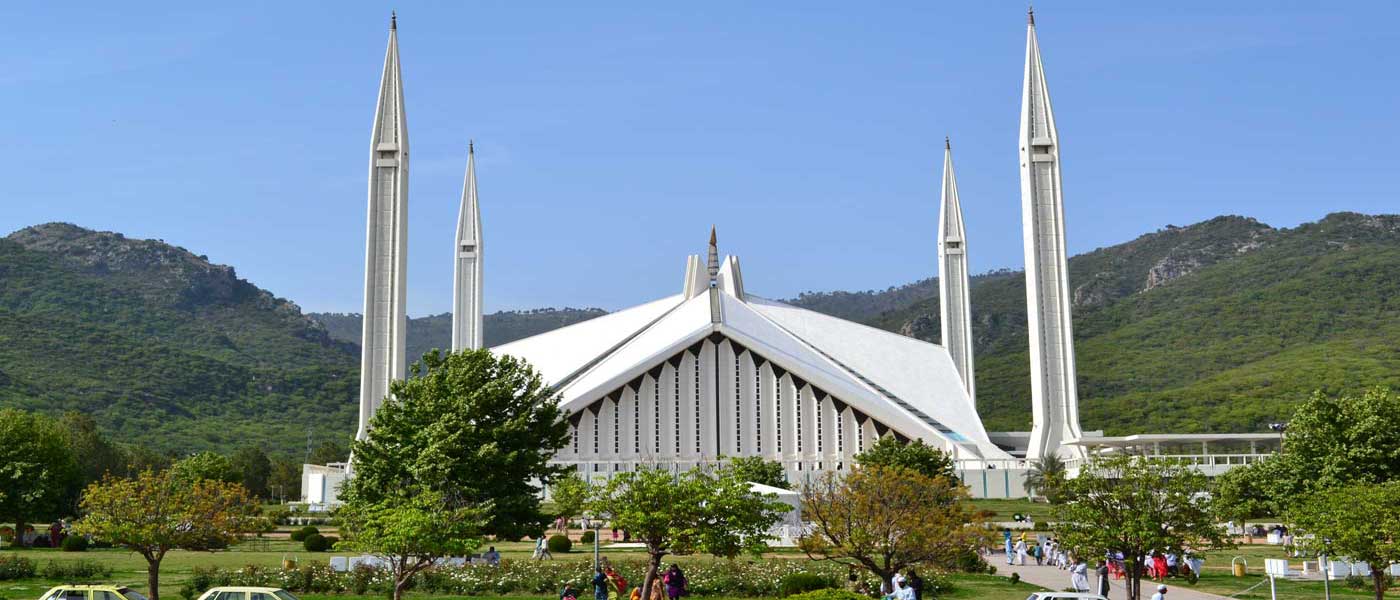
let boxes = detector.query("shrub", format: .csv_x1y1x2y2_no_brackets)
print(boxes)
1034,521,1050,531
60,536,89,552
303,534,333,552
784,590,867,600
547,535,572,554
779,573,837,597
41,559,112,580
579,530,595,544
290,526,320,542
1010,572,1021,585
0,555,36,580
955,548,990,574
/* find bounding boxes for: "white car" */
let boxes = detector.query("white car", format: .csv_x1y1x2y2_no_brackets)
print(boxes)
195,588,300,600
1024,594,1108,600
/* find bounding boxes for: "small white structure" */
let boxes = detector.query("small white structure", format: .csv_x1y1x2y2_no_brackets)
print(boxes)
749,482,803,547
301,462,349,507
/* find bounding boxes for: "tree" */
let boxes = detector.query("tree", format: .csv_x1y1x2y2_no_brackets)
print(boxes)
344,348,571,540
267,458,302,503
799,465,987,590
854,437,955,481
1052,455,1232,600
0,408,80,548
725,456,789,489
60,412,128,485
1280,387,1400,489
170,452,238,485
307,440,349,466
549,473,589,535
1289,481,1400,600
75,470,263,600
229,447,272,499
591,466,786,600
1212,458,1289,542
337,487,486,600
1022,455,1068,503
125,446,174,475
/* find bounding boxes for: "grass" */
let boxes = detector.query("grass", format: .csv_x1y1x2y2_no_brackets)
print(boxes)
967,498,1047,522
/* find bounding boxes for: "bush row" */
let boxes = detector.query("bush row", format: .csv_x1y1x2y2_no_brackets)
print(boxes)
0,555,36,581
0,555,111,581
190,558,875,597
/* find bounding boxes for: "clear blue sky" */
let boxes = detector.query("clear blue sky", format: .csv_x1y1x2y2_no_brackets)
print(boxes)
4,2,1397,316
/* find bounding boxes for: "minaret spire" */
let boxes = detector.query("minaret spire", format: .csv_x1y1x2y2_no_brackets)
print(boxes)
451,140,483,352
707,227,722,323
358,15,410,441
938,138,976,407
1020,10,1085,460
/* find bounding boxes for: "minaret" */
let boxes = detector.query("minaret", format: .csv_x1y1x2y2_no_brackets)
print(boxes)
358,12,409,442
707,227,721,323
938,137,976,406
451,141,483,351
1020,7,1085,460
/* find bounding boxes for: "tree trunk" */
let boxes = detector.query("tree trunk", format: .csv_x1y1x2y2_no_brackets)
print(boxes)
147,557,162,600
394,574,410,600
12,519,26,548
1127,563,1141,600
642,551,664,600
1373,569,1386,600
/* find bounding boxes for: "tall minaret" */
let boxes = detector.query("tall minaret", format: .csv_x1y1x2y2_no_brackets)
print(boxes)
1020,7,1085,460
451,141,483,351
358,12,409,442
938,137,976,406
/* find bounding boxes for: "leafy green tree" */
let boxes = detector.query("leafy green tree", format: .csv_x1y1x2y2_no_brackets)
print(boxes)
549,473,589,535
0,408,80,547
337,487,486,600
800,465,987,590
1281,387,1400,489
591,466,786,600
60,412,128,485
725,456,789,489
170,452,238,485
75,470,263,600
125,446,175,475
1053,455,1231,600
1289,481,1400,600
345,348,571,540
307,440,349,466
854,437,955,481
1022,455,1067,503
229,447,272,499
267,457,302,503
1212,458,1289,541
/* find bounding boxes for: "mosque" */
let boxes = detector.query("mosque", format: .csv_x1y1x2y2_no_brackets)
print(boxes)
303,10,1273,505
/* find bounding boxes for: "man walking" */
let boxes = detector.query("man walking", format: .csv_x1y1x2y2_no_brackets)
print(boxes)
1151,584,1169,600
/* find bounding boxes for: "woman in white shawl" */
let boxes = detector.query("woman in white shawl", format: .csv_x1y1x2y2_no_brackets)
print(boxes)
890,573,915,600
1069,558,1090,592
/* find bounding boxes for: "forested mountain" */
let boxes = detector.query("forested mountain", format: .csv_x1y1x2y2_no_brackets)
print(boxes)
789,212,1400,434
2,213,1396,457
309,308,607,361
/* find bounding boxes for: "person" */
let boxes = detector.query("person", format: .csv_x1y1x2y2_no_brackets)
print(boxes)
1095,560,1110,598
1014,538,1028,566
534,536,553,560
1186,552,1204,578
663,564,687,600
906,569,924,600
629,587,641,600
1153,552,1168,581
560,583,579,600
1033,542,1043,566
483,546,501,566
593,569,609,600
1070,558,1089,593
1165,552,1178,577
890,572,914,600
1151,583,1169,600
1004,529,1014,565
648,576,664,600
606,565,628,600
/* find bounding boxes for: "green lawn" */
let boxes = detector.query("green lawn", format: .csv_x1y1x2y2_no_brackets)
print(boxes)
967,498,1047,522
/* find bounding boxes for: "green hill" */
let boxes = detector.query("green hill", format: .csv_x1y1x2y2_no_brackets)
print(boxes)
793,212,1400,434
309,308,608,361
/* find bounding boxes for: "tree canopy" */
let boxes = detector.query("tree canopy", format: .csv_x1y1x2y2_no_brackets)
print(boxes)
724,456,789,489
590,466,786,600
853,437,955,481
344,348,571,541
337,488,486,600
799,465,986,589
76,469,263,600
170,452,239,485
1053,455,1231,600
1288,481,1400,600
0,408,80,546
229,446,272,499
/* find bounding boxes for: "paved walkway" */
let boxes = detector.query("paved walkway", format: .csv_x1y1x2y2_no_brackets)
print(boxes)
997,562,1231,600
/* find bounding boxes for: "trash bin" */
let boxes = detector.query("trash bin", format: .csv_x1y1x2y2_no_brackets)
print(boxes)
1232,557,1247,577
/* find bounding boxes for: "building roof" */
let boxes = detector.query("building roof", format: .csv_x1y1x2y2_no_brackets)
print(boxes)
493,254,1009,459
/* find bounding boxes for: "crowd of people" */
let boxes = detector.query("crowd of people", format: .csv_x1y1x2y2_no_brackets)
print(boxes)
558,561,687,600
997,529,1203,597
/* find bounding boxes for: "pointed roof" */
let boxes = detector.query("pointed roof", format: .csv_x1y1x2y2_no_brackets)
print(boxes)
371,12,406,152
940,138,965,244
456,141,479,245
1021,7,1058,148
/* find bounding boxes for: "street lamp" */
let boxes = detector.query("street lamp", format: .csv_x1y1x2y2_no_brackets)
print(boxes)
1322,537,1332,600
582,514,603,571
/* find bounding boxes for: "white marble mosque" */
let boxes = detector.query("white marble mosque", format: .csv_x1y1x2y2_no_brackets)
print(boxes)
301,9,1278,505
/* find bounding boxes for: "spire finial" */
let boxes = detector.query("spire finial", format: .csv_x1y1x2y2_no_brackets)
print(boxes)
709,226,717,247
1027,5,1034,25
391,11,397,30
468,139,474,154
945,136,951,150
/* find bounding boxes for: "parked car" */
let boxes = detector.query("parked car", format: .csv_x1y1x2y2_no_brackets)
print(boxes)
195,587,300,600
1024,594,1108,600
39,585,149,600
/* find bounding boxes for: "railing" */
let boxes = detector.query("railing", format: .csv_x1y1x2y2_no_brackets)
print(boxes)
1063,453,1274,473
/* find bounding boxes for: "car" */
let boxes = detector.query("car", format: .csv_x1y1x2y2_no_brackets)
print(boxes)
39,585,149,600
195,587,300,600
1024,594,1108,600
